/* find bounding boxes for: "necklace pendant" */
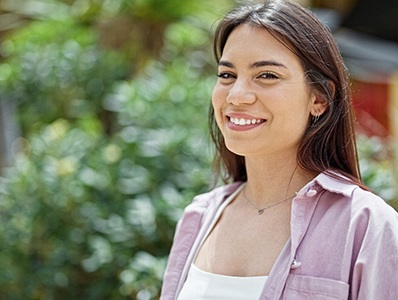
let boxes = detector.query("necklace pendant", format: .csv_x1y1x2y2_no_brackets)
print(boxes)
258,209,265,215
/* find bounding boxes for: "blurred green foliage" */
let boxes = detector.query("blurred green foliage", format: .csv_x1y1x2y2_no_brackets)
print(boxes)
357,135,398,206
0,2,221,297
0,19,128,134
0,0,396,299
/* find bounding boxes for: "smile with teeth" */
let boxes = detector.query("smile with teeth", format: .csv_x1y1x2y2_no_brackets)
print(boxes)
229,117,265,125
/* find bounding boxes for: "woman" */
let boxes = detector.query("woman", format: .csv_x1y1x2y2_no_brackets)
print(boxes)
161,0,398,299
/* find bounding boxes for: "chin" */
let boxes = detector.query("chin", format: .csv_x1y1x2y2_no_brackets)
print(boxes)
224,143,250,157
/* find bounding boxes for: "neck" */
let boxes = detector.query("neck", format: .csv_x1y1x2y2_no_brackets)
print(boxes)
243,153,316,207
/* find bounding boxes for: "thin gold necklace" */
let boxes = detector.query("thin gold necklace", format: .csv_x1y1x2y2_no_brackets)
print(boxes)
242,188,295,215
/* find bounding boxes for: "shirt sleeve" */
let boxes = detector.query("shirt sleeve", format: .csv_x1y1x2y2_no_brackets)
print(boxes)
349,193,398,299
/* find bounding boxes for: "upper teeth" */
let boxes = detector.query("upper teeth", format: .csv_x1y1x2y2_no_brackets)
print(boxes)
230,117,263,125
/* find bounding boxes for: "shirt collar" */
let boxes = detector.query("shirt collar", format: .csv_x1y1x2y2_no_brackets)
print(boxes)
310,171,358,198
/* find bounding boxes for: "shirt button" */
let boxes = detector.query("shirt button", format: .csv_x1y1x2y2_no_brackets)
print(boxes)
306,189,317,197
291,259,301,269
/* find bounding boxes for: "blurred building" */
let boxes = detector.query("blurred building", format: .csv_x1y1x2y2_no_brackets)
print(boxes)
315,0,398,140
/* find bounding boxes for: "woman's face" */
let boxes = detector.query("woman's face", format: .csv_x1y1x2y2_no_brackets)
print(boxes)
212,24,317,159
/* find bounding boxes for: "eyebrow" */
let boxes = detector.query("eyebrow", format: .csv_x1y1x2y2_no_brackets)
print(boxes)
218,60,287,69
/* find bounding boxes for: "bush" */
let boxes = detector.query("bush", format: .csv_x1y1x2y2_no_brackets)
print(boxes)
0,19,214,299
357,134,398,206
0,19,128,135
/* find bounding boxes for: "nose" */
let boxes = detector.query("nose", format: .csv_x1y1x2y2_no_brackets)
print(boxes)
226,79,256,106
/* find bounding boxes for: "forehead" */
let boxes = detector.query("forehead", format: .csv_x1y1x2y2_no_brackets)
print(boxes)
221,24,302,68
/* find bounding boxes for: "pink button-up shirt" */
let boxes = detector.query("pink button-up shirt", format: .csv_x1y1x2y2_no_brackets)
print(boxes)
161,172,398,299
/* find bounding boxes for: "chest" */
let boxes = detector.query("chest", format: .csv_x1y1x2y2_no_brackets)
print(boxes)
195,205,291,276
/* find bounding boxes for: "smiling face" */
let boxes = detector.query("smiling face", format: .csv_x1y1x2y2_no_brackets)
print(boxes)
212,24,319,159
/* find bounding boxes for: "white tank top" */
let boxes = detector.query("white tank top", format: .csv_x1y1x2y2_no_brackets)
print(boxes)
177,264,267,299
177,184,268,299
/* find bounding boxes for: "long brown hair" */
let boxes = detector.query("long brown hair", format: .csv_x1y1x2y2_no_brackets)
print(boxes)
209,0,363,185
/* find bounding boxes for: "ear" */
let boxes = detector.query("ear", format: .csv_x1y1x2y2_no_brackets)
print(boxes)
310,93,328,117
310,81,334,117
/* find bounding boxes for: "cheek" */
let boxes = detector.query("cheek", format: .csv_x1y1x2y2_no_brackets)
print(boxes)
211,86,225,123
211,84,224,106
288,97,314,131
275,91,312,128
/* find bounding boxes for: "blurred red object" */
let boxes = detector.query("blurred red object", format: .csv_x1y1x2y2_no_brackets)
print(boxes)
351,79,391,138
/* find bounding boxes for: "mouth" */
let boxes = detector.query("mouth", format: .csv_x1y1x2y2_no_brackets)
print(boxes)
229,116,266,126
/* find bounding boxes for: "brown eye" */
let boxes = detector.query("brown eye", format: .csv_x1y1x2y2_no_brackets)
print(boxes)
258,72,279,80
217,72,235,79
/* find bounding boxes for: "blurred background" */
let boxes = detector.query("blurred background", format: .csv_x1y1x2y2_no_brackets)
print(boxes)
0,0,397,299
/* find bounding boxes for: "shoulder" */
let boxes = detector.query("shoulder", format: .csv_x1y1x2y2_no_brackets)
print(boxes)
314,171,398,230
173,181,243,233
184,181,243,215
349,188,398,239
161,183,242,299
